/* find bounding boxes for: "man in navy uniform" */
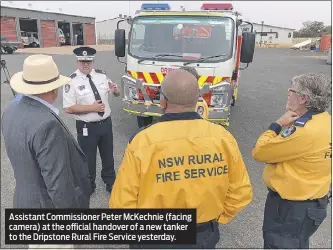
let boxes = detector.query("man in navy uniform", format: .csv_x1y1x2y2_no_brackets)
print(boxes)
63,46,120,195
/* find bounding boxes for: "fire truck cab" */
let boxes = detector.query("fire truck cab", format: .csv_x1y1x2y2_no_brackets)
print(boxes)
114,3,256,128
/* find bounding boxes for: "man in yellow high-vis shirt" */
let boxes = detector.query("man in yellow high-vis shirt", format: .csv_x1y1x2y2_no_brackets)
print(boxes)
110,69,253,249
252,73,332,249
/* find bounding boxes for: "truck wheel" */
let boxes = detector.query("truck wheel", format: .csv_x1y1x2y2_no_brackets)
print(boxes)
31,42,38,48
7,48,14,54
137,116,153,128
231,96,236,106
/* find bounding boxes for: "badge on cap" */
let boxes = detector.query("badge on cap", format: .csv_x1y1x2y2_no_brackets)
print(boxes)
73,46,96,61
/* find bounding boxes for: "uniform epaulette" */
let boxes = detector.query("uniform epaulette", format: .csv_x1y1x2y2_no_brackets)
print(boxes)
95,69,106,74
70,73,77,79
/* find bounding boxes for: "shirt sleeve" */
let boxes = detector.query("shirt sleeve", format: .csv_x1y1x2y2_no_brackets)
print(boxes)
106,76,113,84
109,144,140,208
218,132,253,224
252,123,313,163
63,81,77,108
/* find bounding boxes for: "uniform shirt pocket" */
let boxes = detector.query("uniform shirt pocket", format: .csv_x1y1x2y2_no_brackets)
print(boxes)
77,86,93,97
98,82,109,94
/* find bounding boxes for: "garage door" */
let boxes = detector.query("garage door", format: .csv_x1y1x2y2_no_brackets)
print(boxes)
40,20,57,48
84,24,96,45
1,17,17,41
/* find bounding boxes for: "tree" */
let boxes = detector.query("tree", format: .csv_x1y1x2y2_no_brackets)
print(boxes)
323,25,332,34
294,21,331,38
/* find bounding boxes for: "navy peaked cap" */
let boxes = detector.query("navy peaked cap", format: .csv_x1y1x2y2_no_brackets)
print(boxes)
73,46,96,61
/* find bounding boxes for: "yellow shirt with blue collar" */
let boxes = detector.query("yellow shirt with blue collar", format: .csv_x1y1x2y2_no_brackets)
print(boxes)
252,110,331,200
110,112,253,224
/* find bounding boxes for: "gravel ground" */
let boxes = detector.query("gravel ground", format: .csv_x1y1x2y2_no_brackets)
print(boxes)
1,48,331,249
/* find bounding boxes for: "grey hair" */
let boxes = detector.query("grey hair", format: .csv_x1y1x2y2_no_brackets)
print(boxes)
292,73,332,112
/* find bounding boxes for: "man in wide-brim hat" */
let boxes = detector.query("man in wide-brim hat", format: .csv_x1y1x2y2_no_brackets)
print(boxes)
2,55,91,248
10,54,70,95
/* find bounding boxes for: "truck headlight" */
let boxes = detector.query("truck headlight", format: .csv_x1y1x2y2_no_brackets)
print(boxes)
211,95,225,107
210,83,230,108
128,86,138,100
124,85,139,100
122,76,139,100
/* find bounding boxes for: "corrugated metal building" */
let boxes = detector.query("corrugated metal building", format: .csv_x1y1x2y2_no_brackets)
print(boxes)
96,17,130,45
0,6,96,47
242,22,295,46
96,17,295,46
96,16,131,44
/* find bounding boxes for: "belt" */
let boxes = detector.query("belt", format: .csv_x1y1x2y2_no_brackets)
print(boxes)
77,116,110,125
268,188,328,204
196,220,215,233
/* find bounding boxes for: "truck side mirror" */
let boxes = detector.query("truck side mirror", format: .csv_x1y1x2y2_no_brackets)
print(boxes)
115,29,126,58
240,32,255,63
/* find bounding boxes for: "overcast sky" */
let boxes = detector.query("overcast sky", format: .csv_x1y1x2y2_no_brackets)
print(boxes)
1,1,331,30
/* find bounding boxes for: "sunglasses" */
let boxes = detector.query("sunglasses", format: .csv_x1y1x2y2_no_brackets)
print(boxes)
80,61,93,64
288,88,302,95
160,88,169,102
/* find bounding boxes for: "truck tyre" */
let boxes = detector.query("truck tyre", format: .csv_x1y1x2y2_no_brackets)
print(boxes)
7,48,14,54
137,116,153,128
231,96,236,106
31,42,38,48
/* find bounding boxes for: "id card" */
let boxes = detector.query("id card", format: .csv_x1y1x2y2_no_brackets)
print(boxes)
83,127,88,136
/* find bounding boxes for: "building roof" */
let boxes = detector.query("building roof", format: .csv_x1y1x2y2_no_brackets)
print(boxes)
1,5,95,19
96,17,120,23
252,22,295,31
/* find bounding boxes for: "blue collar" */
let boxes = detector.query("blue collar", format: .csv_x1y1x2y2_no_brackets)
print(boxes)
26,95,59,115
10,93,24,103
159,112,202,122
294,110,322,127
128,112,201,144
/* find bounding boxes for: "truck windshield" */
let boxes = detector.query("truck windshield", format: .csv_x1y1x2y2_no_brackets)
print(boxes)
128,16,234,63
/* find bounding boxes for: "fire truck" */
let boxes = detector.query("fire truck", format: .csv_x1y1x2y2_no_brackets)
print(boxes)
114,3,256,128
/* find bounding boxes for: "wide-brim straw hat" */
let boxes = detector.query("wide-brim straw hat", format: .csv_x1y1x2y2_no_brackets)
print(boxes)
10,54,70,95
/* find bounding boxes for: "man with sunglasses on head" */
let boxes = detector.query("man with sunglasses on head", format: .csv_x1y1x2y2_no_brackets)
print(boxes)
252,73,332,249
63,46,120,195
178,66,209,120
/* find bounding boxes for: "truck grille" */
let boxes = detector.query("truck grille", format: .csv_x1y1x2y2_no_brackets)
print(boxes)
138,86,161,103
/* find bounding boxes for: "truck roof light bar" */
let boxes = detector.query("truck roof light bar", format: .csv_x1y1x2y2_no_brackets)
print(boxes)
141,3,171,10
201,3,233,10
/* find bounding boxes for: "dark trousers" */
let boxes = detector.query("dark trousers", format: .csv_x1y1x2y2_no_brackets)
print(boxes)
76,116,116,192
263,189,328,249
129,220,220,249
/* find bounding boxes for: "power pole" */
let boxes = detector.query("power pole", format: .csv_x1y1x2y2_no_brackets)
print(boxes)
260,21,264,47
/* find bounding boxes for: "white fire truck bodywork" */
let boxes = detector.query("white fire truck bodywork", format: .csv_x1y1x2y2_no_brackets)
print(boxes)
115,3,255,128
